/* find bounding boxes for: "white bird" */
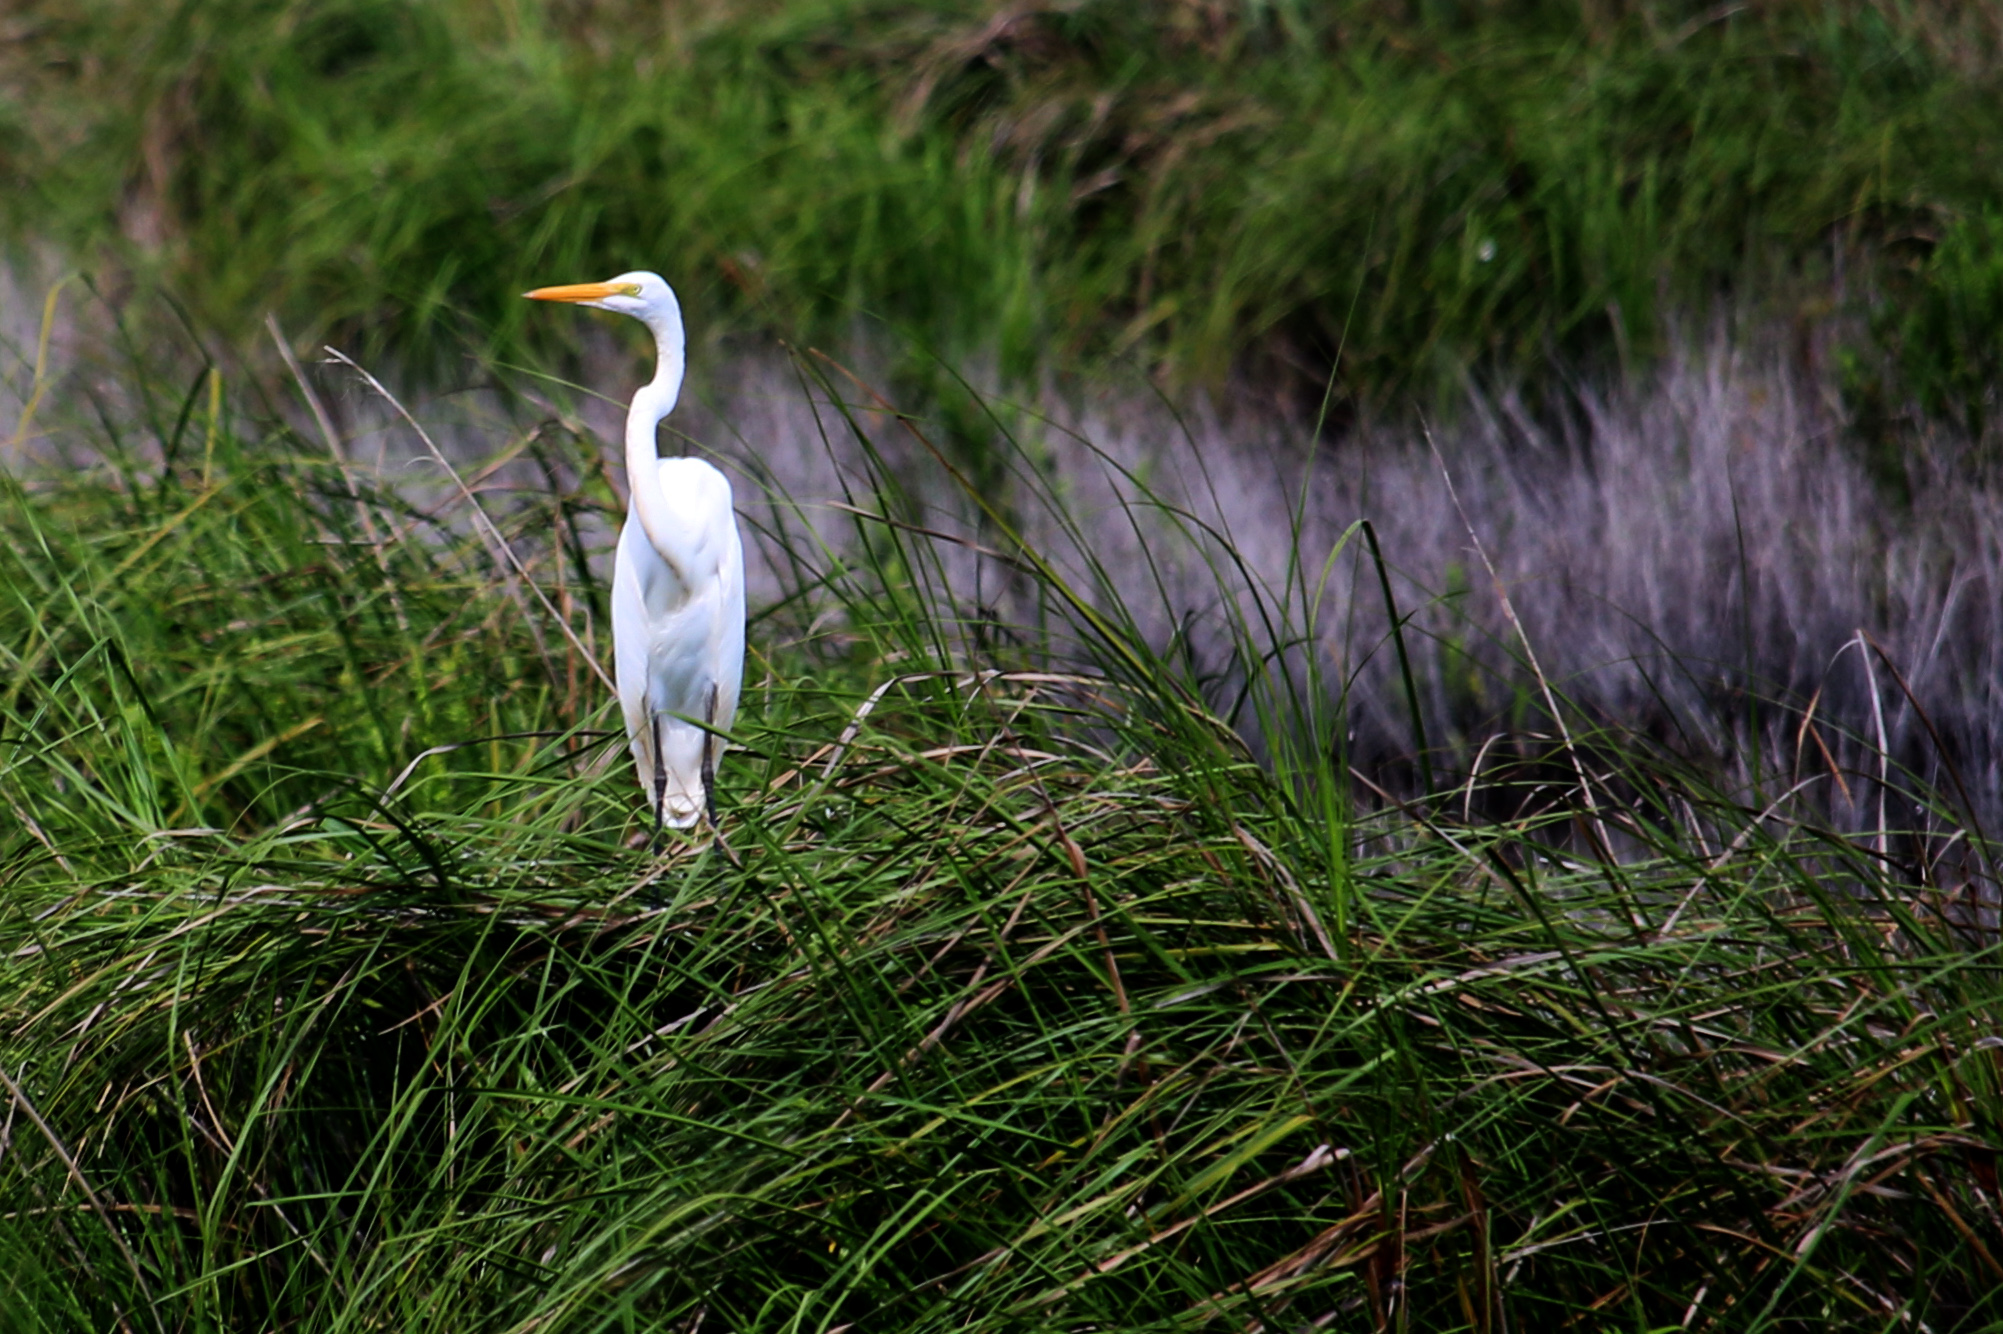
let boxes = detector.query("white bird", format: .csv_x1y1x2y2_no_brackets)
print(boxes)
526,272,744,829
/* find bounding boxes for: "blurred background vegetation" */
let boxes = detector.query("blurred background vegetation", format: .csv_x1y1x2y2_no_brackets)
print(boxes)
6,0,2003,419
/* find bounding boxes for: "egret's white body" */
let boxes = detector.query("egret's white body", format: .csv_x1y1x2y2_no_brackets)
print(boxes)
527,272,743,828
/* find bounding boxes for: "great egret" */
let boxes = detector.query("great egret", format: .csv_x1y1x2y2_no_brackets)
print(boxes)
526,272,744,829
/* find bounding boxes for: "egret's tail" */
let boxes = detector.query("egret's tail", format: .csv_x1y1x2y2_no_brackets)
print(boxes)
656,797,703,829
652,778,705,830
635,686,722,830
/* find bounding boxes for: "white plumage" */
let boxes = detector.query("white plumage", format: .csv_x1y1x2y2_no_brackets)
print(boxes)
527,271,745,828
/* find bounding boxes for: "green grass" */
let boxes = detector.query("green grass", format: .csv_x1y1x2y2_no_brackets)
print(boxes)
0,337,1999,1331
8,0,2003,412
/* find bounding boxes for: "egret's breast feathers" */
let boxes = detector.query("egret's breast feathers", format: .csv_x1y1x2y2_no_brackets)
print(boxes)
628,458,735,619
654,458,734,534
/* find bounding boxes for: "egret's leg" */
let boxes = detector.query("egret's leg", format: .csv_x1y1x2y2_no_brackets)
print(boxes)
651,714,669,839
701,683,719,828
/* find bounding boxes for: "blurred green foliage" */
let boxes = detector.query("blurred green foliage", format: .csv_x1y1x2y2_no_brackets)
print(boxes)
6,0,2003,407
1880,208,2003,438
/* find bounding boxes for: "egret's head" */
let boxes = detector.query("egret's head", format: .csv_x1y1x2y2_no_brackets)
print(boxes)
524,271,677,325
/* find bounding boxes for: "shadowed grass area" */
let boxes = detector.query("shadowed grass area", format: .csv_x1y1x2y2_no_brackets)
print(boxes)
7,0,2003,410
0,344,1999,1331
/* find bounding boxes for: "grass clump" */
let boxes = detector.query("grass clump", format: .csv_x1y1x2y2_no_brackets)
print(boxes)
0,339,1999,1331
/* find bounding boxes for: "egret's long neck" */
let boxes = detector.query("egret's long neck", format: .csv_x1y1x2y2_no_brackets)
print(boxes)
623,308,687,560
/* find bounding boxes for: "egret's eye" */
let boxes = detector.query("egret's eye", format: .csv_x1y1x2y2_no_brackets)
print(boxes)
616,283,643,297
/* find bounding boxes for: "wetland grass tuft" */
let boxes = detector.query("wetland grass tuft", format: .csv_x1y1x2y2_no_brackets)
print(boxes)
0,336,1998,1331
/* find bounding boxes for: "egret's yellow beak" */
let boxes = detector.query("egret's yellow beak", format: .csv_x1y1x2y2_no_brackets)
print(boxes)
523,281,640,302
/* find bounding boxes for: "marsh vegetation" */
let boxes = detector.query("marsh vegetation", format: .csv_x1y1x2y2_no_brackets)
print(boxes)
2,2,2001,1330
